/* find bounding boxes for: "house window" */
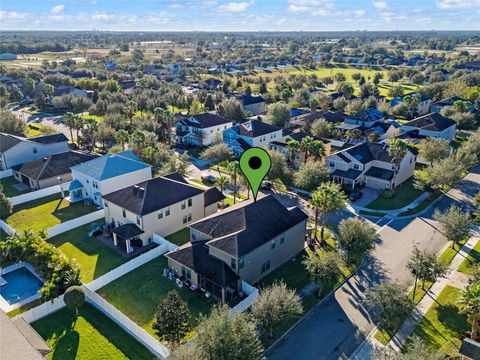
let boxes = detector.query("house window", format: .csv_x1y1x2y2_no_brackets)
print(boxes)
188,198,192,207
231,258,236,270
122,209,126,218
191,232,196,241
181,267,191,280
183,215,187,224
181,200,186,210
136,215,141,226
329,161,335,168
266,260,270,270
271,239,276,249
410,157,412,164
280,235,285,244
261,263,266,273
165,207,170,216
187,213,192,222
353,164,360,170
239,257,244,269
158,210,163,219
32,147,37,153
104,201,108,208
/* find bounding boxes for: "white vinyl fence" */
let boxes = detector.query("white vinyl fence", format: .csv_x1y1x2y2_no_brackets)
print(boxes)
14,295,65,324
0,219,16,235
0,168,13,179
10,183,66,206
84,286,171,359
229,281,259,317
88,235,178,291
47,209,104,238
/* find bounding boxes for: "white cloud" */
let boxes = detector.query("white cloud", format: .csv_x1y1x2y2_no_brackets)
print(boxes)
218,1,252,12
372,1,387,10
91,12,114,20
50,5,65,14
0,10,30,20
437,0,480,9
288,0,335,14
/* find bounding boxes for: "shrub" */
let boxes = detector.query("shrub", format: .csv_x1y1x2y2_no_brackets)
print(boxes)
381,189,396,199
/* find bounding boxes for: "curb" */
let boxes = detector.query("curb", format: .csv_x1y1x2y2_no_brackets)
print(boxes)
263,257,367,357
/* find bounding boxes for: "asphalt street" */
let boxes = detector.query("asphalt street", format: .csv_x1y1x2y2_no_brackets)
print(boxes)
266,166,480,360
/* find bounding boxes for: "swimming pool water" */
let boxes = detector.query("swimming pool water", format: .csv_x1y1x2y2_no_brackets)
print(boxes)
0,267,43,305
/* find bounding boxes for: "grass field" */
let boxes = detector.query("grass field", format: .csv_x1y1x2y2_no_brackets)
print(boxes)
5,194,97,232
48,222,128,283
366,180,424,210
165,228,191,246
457,240,480,275
97,256,215,339
32,303,155,360
405,285,469,356
0,176,29,198
398,191,442,216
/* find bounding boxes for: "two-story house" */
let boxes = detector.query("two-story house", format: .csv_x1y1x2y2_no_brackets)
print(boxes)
269,131,332,168
12,151,97,191
0,133,69,170
67,151,152,207
175,113,233,147
223,120,283,156
344,109,385,128
102,173,225,253
400,113,457,141
390,92,431,117
326,142,416,190
165,195,307,303
430,96,474,113
236,94,266,116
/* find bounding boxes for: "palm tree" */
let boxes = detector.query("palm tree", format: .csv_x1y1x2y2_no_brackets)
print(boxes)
74,115,84,142
387,138,407,177
287,140,300,163
308,182,346,243
300,136,314,161
130,130,146,155
227,161,239,205
141,146,158,167
458,283,480,341
64,112,76,142
215,175,229,195
115,129,130,152
309,140,326,161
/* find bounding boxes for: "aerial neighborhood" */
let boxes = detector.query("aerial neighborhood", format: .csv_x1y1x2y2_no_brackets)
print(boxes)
0,9,480,360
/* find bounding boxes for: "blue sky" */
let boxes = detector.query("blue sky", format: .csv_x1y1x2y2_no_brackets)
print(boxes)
1,0,479,31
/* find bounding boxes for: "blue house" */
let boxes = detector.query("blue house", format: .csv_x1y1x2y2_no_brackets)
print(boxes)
344,109,385,128
105,61,117,70
67,151,152,207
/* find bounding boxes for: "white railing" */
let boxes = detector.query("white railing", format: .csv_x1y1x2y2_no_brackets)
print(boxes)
0,169,13,179
10,183,67,206
47,210,104,238
84,286,171,359
0,219,16,235
14,295,65,324
88,237,177,291
229,281,259,317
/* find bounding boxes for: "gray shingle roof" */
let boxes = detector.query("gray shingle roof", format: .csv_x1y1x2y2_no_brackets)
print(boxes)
13,151,97,180
403,113,456,132
0,132,68,153
237,120,282,138
102,173,204,216
364,166,394,181
182,113,231,128
189,195,307,257
459,338,480,360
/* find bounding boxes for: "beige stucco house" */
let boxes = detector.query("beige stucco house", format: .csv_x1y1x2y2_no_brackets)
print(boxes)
165,195,307,303
102,173,225,253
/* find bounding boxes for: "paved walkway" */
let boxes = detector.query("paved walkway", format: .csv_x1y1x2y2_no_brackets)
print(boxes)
351,192,430,216
388,233,479,352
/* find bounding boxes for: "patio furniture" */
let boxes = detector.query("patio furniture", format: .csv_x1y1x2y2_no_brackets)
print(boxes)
190,283,198,292
176,278,183,288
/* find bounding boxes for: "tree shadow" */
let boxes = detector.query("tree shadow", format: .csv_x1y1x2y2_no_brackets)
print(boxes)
437,304,469,335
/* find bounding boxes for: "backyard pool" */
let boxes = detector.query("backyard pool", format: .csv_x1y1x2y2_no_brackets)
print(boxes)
0,266,43,306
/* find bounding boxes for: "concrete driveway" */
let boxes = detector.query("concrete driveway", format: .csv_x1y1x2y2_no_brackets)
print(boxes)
350,188,381,207
266,165,480,360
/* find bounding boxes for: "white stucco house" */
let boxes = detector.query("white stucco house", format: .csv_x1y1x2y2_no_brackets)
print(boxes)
102,173,225,253
175,113,233,147
0,133,69,170
326,142,417,190
66,151,152,207
400,113,457,141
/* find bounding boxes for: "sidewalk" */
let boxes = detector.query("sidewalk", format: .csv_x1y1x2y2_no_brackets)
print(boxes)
388,234,479,352
351,192,430,217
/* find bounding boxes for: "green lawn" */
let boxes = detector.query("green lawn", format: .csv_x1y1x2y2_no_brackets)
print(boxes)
438,239,468,267
32,303,155,360
165,228,191,246
48,222,128,283
366,180,424,210
457,240,480,275
358,210,387,217
5,194,97,232
398,191,442,217
97,256,215,339
405,285,469,356
0,176,29,197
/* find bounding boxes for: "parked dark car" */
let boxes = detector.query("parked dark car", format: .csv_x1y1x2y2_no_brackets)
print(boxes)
201,173,217,183
261,181,272,190
349,191,363,202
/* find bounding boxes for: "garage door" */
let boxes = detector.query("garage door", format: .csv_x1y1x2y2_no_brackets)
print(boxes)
365,177,390,190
